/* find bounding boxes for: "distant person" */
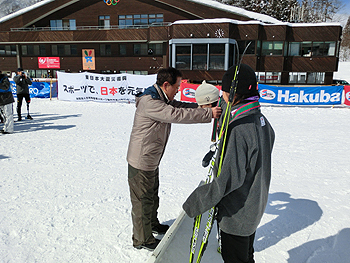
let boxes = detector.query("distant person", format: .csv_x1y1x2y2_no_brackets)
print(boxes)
0,71,15,134
195,80,220,108
127,67,222,251
13,68,33,121
183,64,275,263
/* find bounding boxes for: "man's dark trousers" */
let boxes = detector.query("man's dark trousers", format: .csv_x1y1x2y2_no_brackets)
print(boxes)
128,164,160,247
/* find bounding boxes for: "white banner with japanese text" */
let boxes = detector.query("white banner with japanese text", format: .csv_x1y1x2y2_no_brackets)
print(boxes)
57,72,157,103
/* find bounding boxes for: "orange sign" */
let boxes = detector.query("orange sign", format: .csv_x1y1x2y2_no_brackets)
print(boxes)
82,49,95,70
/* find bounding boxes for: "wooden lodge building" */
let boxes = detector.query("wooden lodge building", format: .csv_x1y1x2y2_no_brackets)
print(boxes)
0,0,343,85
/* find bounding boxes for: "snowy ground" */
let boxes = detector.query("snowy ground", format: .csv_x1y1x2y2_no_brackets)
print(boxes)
333,61,350,83
1,62,350,263
1,98,350,263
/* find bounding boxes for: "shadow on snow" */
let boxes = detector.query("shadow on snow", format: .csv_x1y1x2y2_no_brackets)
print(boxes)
255,192,323,252
288,228,350,263
13,112,81,133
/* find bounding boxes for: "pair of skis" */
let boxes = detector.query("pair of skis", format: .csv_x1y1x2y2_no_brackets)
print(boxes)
188,94,234,263
189,42,253,263
189,140,219,263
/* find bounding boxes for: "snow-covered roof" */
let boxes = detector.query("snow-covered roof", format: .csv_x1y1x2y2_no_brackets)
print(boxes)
0,0,280,25
0,0,55,24
172,18,342,28
187,0,280,24
172,18,263,26
0,0,342,28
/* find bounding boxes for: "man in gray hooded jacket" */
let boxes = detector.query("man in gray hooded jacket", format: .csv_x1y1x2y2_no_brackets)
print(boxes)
183,64,275,263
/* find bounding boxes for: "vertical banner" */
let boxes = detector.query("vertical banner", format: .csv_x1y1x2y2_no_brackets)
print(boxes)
82,49,95,70
344,85,350,106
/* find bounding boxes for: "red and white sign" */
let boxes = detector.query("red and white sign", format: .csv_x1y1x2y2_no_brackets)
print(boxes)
344,85,350,106
179,81,221,103
38,57,60,69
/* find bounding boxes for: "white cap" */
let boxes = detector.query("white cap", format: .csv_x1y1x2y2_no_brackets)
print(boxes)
195,80,220,106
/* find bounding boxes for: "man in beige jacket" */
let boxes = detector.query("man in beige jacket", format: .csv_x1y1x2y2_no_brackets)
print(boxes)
127,67,221,250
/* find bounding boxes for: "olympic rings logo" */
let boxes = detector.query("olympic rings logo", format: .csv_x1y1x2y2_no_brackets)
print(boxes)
104,0,120,5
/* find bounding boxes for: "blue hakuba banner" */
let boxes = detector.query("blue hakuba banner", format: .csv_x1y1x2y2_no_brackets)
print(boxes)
10,81,57,99
258,84,343,105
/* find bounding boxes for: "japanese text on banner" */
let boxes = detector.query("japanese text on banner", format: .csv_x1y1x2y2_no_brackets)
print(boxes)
57,72,156,103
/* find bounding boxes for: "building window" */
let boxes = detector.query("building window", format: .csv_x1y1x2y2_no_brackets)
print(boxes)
289,41,336,57
266,72,281,84
257,72,265,83
301,42,312,57
28,69,57,78
288,42,300,56
119,15,133,28
171,39,234,71
36,70,48,78
325,42,336,56
22,45,46,56
149,14,156,24
133,43,163,56
50,20,62,30
155,14,164,23
50,19,76,30
237,40,255,55
312,42,335,56
68,19,76,30
120,70,148,75
258,72,281,84
134,44,148,55
119,44,127,55
289,72,307,84
261,41,284,56
148,43,163,55
134,14,149,26
52,45,77,56
0,45,16,56
133,14,141,25
133,71,149,75
193,44,207,70
312,42,325,56
256,41,261,56
229,43,234,68
100,44,111,56
175,45,191,70
307,72,325,84
99,16,110,28
148,14,163,24
209,44,225,70
290,72,324,84
119,14,163,28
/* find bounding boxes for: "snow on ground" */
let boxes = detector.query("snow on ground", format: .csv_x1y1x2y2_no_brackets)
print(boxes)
1,99,350,263
1,64,350,262
334,61,350,83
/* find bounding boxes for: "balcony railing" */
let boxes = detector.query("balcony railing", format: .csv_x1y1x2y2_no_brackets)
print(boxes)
10,22,171,32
